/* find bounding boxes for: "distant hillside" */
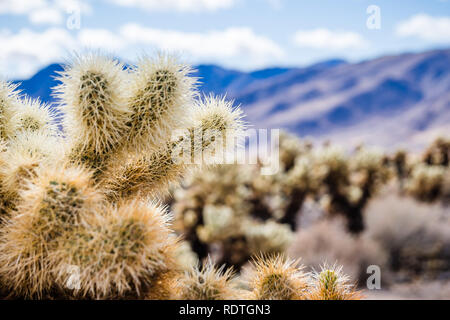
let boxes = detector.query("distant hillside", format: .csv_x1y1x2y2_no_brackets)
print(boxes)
12,49,450,150
235,49,450,150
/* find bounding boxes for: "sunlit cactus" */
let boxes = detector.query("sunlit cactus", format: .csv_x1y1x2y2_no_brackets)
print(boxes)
9,98,57,136
123,54,196,152
397,137,450,203
307,264,362,300
197,204,235,242
0,165,101,298
0,132,65,202
55,200,178,299
311,145,349,183
245,254,308,300
101,95,244,201
177,258,239,300
0,80,21,140
278,131,311,171
54,53,130,172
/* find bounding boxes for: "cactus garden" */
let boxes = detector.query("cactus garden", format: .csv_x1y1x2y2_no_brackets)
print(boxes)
0,52,448,300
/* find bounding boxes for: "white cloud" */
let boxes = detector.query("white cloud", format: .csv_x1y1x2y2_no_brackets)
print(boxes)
0,28,76,78
1,24,283,78
78,29,124,51
29,7,63,25
395,14,450,43
118,24,284,60
105,0,236,12
0,0,47,15
0,0,91,25
293,28,368,50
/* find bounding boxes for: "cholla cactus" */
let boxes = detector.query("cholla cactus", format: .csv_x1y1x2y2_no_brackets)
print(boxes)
0,132,64,202
177,258,239,300
307,264,362,300
405,163,446,202
423,137,450,166
244,220,294,255
0,165,102,298
397,137,450,203
55,200,178,299
245,254,309,300
9,98,57,136
0,52,245,299
0,81,21,140
54,54,130,175
311,145,391,233
101,96,243,201
123,54,196,153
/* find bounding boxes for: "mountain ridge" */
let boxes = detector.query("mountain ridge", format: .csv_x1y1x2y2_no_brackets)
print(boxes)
11,49,450,150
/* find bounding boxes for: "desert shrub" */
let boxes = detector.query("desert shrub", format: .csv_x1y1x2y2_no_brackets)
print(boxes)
377,280,450,300
364,193,450,280
287,218,387,285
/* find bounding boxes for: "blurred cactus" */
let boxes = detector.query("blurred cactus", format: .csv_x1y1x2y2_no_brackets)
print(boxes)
405,163,446,202
172,132,309,269
391,137,450,203
310,145,391,233
423,137,450,166
173,132,394,272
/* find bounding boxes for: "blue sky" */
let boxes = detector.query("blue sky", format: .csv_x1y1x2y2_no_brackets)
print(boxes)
1,0,449,79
